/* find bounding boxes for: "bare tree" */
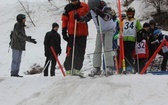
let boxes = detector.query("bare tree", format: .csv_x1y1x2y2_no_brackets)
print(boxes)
144,0,168,30
144,0,168,13
18,0,36,27
48,0,59,10
123,0,134,7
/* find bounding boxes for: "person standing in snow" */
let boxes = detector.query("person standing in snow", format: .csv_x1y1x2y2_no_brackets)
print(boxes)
153,29,168,71
133,23,150,73
103,9,120,71
148,19,158,59
121,7,142,73
111,9,120,51
61,0,89,76
121,13,127,21
43,23,61,76
79,0,116,76
10,14,37,77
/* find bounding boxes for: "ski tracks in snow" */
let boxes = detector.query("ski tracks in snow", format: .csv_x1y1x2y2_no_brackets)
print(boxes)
16,76,134,105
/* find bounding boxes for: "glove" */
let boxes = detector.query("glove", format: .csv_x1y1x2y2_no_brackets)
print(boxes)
151,39,159,44
45,49,52,58
27,36,32,39
74,13,81,21
57,49,62,55
27,36,32,41
92,7,105,18
154,39,159,43
62,27,69,42
114,35,118,40
30,38,37,44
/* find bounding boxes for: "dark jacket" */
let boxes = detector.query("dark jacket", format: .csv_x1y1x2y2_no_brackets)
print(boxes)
148,27,158,49
155,34,168,55
44,30,61,57
136,28,149,43
11,22,32,51
80,6,113,23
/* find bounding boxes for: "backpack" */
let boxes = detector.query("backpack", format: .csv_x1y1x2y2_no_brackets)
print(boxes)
9,31,13,46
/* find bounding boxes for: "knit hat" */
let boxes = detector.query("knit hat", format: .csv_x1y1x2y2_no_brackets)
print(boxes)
143,22,150,28
149,19,156,25
52,23,59,29
16,14,26,23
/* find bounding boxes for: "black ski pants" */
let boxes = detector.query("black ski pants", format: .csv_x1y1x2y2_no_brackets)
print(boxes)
64,35,87,71
44,56,56,76
161,52,168,71
124,41,135,68
134,58,147,73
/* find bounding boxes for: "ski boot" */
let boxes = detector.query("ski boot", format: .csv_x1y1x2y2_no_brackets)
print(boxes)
66,70,71,76
73,69,85,78
106,67,115,76
126,66,134,74
88,67,101,77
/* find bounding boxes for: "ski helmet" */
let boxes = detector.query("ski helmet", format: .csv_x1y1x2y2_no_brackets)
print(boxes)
88,0,101,9
153,29,162,36
126,7,135,12
111,9,116,16
16,14,26,23
126,7,135,18
121,13,126,19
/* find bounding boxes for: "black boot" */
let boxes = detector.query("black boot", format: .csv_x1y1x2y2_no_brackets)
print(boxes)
11,74,23,78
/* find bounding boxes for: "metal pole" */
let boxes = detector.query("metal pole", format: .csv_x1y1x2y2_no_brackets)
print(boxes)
71,19,77,76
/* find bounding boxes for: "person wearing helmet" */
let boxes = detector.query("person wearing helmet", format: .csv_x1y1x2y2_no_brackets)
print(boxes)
10,14,37,77
61,0,89,77
111,9,120,71
121,13,126,21
148,19,158,59
102,8,120,72
122,7,142,73
153,29,168,71
79,0,116,77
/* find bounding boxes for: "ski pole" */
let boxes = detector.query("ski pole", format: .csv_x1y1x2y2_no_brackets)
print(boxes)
40,59,51,77
71,19,77,76
8,44,10,53
87,50,116,55
97,16,107,76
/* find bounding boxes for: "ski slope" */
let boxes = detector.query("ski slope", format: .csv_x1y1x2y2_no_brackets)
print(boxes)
0,0,168,105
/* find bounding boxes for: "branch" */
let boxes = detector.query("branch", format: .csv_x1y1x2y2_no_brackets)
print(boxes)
18,0,36,27
48,0,59,10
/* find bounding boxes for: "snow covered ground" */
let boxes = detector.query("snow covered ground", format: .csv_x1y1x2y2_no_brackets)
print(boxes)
0,0,168,105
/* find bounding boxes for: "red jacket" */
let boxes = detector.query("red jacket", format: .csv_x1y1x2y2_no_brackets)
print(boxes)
62,2,89,36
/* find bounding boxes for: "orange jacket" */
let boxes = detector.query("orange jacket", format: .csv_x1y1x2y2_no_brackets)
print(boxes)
62,2,89,36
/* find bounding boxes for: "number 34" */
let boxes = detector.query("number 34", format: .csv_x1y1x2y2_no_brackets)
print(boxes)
124,22,134,29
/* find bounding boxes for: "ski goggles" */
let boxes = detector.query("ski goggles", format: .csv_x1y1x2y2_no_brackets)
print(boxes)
126,12,134,15
121,15,126,18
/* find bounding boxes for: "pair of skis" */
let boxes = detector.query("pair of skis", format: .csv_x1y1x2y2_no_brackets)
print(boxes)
50,45,85,78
